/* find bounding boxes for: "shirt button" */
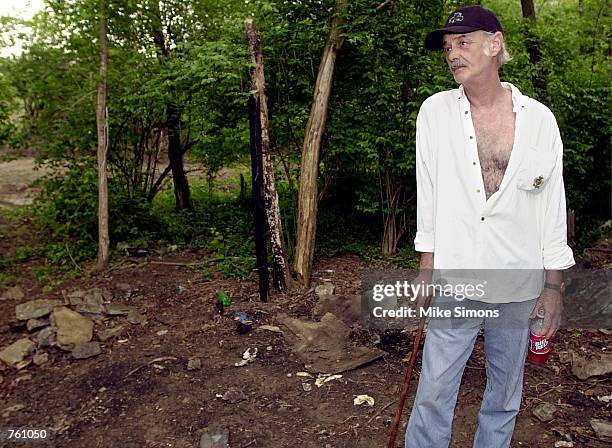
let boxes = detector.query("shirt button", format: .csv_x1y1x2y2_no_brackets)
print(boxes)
464,111,469,115
481,217,485,221
470,136,474,139
473,162,477,166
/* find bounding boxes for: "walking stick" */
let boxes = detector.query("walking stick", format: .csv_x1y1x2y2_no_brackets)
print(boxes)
387,295,432,448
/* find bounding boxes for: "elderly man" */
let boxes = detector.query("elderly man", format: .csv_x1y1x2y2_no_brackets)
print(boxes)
405,5,574,448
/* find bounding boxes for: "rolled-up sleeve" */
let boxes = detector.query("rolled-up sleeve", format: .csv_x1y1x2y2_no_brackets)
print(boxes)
414,108,435,253
542,123,575,270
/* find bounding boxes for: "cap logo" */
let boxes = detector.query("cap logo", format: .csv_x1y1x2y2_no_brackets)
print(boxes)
448,12,464,24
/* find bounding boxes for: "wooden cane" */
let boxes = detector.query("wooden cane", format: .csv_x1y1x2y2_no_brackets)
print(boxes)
387,295,432,448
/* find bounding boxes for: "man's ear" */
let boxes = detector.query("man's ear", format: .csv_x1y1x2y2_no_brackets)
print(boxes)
491,31,504,57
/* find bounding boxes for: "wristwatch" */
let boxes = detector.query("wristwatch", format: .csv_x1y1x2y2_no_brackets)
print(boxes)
544,281,565,294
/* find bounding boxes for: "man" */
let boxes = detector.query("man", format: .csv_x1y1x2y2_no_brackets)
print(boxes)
405,5,574,448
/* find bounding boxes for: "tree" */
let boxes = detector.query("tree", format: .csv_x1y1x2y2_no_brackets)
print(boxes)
293,0,348,287
96,0,109,271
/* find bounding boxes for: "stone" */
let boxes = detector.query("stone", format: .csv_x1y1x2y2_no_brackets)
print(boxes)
51,307,93,349
26,318,49,332
571,351,612,380
0,338,35,366
66,289,108,314
313,294,362,326
115,282,132,298
15,299,61,320
315,282,335,297
32,352,49,365
199,427,229,448
72,342,102,359
532,402,556,422
221,387,247,404
105,303,134,316
97,325,126,342
590,419,612,438
1,286,24,301
187,358,202,371
35,327,56,347
127,309,146,325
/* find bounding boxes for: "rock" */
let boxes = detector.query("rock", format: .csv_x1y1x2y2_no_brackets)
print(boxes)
590,419,612,438
15,299,61,320
566,391,595,407
115,282,132,298
97,325,125,342
313,294,362,326
1,286,25,301
127,309,146,325
51,307,93,349
221,387,247,404
0,338,35,366
35,326,56,347
532,402,556,422
72,342,102,359
571,351,612,380
199,427,229,448
26,318,49,332
255,325,283,334
116,241,129,250
315,282,335,297
187,358,202,371
32,352,49,365
66,288,108,314
105,303,134,316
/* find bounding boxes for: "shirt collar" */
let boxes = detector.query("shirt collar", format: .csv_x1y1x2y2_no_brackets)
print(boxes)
458,82,525,113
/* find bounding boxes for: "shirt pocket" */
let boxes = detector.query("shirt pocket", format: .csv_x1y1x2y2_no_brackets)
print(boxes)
516,147,556,192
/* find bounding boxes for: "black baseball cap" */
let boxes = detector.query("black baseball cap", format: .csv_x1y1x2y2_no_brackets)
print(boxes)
425,5,504,51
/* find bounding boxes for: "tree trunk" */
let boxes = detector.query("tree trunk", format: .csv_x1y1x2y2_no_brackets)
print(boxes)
96,0,109,271
521,0,546,101
167,104,191,210
248,95,269,302
293,0,348,287
245,18,289,293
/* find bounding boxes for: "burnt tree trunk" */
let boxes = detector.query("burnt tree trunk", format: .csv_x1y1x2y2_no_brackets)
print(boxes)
167,104,191,210
248,95,269,302
521,0,546,102
293,0,348,287
245,18,289,293
96,0,109,271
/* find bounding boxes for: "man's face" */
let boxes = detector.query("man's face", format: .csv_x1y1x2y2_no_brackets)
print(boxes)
442,31,493,85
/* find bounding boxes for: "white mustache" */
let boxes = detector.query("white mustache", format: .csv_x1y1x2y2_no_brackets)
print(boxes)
449,58,468,69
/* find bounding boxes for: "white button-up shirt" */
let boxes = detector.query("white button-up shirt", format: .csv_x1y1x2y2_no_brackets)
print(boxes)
414,83,575,301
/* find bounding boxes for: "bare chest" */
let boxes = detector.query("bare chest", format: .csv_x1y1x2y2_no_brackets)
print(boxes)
472,108,516,199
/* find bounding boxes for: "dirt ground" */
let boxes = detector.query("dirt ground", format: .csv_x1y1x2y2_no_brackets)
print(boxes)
0,160,610,448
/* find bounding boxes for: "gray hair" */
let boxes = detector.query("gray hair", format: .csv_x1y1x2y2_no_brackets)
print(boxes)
482,31,512,67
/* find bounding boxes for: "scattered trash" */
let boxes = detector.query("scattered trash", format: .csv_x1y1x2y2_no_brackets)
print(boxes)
597,392,612,403
532,402,556,422
266,345,273,351
234,347,257,367
126,248,149,257
234,312,253,334
302,383,312,392
256,324,283,334
554,442,574,448
156,329,168,336
315,373,343,387
215,291,231,307
187,358,202,371
296,372,314,378
199,426,229,448
354,394,375,406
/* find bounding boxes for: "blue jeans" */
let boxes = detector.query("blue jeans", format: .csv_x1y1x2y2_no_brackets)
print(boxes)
404,296,536,448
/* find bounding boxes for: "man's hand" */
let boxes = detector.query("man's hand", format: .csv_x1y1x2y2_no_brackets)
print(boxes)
412,272,434,312
530,288,563,339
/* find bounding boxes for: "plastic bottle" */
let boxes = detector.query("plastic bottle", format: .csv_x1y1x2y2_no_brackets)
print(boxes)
528,308,551,363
